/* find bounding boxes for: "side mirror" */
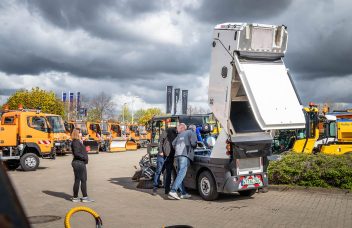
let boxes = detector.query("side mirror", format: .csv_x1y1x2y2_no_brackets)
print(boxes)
64,122,69,130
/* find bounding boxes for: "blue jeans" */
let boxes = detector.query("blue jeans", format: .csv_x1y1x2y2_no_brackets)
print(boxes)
153,155,165,189
170,156,189,195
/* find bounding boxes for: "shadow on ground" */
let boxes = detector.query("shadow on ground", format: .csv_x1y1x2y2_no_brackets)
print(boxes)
108,177,256,203
42,190,72,201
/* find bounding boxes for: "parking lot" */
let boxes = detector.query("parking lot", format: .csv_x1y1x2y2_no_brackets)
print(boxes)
7,149,352,228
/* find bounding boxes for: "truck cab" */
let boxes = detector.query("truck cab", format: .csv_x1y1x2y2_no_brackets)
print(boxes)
100,122,112,152
0,109,55,171
86,122,102,153
45,114,71,155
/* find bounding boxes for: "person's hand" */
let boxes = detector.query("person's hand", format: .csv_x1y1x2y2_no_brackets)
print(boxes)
159,152,164,156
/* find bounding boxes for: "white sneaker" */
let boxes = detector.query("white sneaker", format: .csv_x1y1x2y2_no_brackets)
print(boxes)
71,197,80,203
168,191,180,200
180,194,192,199
81,197,95,203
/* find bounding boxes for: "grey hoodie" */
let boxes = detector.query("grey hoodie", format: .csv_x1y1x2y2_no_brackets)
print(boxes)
172,129,198,161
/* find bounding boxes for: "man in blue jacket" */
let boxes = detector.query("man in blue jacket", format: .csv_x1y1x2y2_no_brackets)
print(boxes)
168,123,197,200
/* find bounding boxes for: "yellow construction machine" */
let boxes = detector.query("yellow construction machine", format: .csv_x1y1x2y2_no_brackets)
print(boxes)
99,122,138,152
137,125,151,148
120,123,138,151
0,106,55,171
85,122,102,153
292,103,352,155
64,121,100,154
108,122,128,152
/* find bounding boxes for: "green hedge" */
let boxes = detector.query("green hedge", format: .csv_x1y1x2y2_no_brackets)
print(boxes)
268,152,352,190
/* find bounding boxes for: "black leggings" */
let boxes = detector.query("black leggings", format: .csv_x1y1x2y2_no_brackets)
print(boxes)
72,160,87,198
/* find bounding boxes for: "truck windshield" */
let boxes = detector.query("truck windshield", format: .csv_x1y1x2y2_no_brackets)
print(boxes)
179,116,209,127
47,116,66,133
138,126,146,133
75,123,88,136
101,123,108,132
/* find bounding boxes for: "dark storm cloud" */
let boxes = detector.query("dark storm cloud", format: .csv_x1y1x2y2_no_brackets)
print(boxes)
285,18,352,79
0,39,206,79
26,0,163,40
0,0,209,81
186,0,293,23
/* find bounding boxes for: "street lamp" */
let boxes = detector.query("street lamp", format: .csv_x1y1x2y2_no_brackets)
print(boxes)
131,96,139,124
122,103,127,123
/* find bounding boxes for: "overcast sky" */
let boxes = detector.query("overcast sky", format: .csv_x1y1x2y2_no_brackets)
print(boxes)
0,0,351,111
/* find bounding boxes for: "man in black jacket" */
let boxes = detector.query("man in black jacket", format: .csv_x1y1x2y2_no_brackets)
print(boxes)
152,127,177,195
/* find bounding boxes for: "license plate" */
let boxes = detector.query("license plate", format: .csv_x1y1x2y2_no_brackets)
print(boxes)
55,142,61,146
239,175,263,189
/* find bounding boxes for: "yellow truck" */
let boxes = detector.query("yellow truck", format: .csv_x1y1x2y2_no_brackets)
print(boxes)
292,104,352,155
0,108,55,171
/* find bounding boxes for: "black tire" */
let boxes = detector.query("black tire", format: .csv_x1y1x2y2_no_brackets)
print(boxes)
20,153,40,171
197,170,219,201
238,189,256,197
4,160,20,170
132,170,142,181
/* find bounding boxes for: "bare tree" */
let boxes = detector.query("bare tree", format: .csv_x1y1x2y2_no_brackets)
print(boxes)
89,92,115,120
187,105,209,115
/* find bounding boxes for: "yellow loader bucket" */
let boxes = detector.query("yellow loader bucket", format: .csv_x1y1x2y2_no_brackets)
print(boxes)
109,138,127,152
126,140,138,151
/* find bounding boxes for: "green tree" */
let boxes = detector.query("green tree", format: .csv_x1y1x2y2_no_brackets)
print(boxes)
137,108,163,125
6,87,64,116
134,109,146,123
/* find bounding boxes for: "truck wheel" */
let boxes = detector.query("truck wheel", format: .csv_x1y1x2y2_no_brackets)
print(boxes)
20,153,39,171
198,171,219,201
5,160,20,170
238,189,256,197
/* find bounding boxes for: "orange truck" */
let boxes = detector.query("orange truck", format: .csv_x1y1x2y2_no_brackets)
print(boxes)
0,109,55,171
45,114,71,155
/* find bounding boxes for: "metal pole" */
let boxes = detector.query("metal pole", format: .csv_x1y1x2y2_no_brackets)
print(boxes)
123,104,125,123
131,98,134,124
